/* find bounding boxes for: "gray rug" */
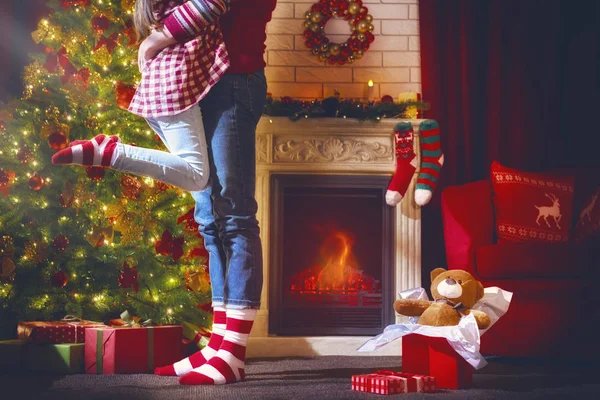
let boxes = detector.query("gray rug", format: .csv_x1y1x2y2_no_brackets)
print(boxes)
1,356,598,399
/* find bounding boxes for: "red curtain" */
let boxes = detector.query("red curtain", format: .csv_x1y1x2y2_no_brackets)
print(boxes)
418,0,598,284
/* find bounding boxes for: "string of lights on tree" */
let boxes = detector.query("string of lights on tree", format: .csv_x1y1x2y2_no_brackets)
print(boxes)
0,0,213,328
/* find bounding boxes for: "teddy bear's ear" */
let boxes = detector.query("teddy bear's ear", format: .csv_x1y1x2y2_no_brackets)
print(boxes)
476,281,484,301
430,267,447,282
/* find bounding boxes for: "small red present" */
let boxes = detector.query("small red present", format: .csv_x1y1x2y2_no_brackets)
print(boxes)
18,317,106,344
85,325,183,374
402,333,473,389
352,370,437,394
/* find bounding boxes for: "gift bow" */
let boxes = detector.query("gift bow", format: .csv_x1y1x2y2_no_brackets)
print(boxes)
154,230,184,261
118,310,152,328
94,33,119,53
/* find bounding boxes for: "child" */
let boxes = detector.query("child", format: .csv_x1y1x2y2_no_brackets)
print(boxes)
52,0,230,193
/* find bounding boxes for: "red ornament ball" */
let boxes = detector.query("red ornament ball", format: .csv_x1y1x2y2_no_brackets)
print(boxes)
17,146,34,163
48,131,69,150
381,94,394,103
52,234,69,251
91,14,110,34
28,174,45,191
118,262,140,293
0,170,10,187
51,271,68,288
86,166,105,181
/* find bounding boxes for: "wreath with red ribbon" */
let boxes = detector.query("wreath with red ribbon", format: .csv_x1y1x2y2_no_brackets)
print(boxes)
303,0,375,66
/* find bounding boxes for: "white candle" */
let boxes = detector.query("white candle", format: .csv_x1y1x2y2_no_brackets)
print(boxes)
367,80,374,101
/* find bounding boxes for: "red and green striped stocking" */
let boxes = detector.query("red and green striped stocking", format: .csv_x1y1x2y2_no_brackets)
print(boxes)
415,120,444,206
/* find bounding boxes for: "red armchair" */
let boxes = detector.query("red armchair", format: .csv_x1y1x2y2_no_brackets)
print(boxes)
441,179,597,359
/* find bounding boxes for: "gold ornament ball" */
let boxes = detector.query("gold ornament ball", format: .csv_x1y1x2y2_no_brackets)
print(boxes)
320,43,330,52
365,15,373,23
311,12,323,23
368,24,375,32
355,50,364,59
93,47,112,68
311,47,320,55
347,55,355,64
310,23,320,33
305,11,311,19
348,2,360,15
304,20,311,29
358,33,367,42
329,44,341,55
357,20,370,33
360,7,368,14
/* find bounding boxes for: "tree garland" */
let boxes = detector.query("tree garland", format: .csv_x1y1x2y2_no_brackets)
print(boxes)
303,0,375,65
263,93,430,122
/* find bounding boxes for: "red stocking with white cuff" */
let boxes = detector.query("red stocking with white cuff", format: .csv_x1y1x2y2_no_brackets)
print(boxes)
386,122,417,206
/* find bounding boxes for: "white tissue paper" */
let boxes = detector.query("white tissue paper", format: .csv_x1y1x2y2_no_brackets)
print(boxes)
356,286,512,370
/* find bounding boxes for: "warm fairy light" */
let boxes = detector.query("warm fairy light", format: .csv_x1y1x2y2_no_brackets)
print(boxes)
12,198,19,203
42,20,48,26
103,205,108,211
67,116,72,121
151,238,156,243
145,130,152,135
45,178,51,183
180,305,183,308
103,66,108,71
74,293,79,298
32,161,38,166
169,278,175,283
13,142,18,146
72,273,77,278
167,308,173,314
269,119,273,123
150,273,154,277
22,131,28,135
61,216,68,221
153,295,159,302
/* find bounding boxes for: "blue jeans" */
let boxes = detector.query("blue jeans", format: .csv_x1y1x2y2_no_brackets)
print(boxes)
191,69,267,309
112,106,210,192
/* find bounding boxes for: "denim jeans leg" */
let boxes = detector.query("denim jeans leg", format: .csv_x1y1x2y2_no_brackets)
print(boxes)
193,70,267,309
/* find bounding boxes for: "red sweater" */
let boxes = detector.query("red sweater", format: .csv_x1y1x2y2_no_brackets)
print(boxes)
164,0,276,74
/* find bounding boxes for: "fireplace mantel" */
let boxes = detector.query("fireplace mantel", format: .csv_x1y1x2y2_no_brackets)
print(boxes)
248,117,424,357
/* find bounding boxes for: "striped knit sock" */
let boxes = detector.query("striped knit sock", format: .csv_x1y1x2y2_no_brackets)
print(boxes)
154,307,226,376
415,120,444,206
386,122,418,206
51,134,120,167
178,308,256,385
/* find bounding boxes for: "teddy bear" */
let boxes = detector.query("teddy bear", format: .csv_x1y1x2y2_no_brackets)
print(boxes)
394,268,491,329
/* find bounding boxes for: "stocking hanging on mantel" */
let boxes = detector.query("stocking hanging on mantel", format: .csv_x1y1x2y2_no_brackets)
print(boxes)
303,0,375,65
386,120,444,207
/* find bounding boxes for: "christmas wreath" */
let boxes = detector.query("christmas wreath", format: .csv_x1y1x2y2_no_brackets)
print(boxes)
303,0,375,65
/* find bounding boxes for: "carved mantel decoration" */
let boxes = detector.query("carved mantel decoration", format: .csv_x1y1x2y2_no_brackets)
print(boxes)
249,117,424,358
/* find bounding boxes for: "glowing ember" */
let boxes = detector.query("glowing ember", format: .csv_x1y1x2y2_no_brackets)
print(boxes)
288,230,380,295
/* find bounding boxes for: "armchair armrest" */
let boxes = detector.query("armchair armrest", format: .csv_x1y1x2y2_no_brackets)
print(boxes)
441,180,495,277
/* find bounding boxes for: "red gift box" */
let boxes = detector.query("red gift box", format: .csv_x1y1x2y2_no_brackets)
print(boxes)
18,319,106,344
402,333,473,389
85,325,183,374
352,370,437,394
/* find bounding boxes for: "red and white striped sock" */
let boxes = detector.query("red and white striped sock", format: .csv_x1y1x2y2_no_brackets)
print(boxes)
178,308,256,385
154,307,226,376
51,134,120,167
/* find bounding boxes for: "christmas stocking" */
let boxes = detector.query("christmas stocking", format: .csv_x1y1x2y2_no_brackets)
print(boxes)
179,308,256,385
415,120,444,206
386,122,418,206
154,307,226,376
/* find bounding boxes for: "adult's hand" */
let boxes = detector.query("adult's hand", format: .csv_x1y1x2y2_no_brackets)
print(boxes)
137,27,177,72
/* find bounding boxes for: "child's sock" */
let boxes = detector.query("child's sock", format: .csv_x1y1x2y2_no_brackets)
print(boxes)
386,122,418,206
178,308,256,385
51,134,120,167
154,307,226,376
415,120,444,206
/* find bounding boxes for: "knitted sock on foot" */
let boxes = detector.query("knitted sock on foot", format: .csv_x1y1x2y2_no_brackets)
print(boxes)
154,307,226,376
51,134,120,167
386,122,418,206
415,120,443,206
178,308,256,385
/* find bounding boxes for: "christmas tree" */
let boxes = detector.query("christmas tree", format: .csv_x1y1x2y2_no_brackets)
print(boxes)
0,0,212,331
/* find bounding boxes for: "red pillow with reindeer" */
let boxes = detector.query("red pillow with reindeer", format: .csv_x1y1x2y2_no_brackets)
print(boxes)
490,161,575,243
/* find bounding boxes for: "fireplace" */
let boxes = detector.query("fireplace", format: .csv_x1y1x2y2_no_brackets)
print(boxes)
248,117,423,357
269,174,395,336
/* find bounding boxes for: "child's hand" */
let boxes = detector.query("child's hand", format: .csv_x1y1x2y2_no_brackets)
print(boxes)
137,27,177,72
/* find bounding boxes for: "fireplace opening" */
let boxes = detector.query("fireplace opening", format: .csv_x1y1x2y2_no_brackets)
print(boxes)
269,174,395,336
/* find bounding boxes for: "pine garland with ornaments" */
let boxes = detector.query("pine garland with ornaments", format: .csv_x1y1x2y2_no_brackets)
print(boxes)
0,0,212,331
263,92,430,121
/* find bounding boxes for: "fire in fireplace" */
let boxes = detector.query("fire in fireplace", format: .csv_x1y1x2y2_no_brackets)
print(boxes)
269,174,395,336
287,228,381,307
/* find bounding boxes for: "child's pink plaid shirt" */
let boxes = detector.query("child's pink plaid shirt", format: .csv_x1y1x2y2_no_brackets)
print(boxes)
128,0,229,118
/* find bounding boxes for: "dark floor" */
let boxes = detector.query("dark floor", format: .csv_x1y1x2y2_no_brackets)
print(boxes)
1,356,599,400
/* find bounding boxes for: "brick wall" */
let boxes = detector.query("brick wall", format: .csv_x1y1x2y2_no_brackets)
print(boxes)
265,0,421,101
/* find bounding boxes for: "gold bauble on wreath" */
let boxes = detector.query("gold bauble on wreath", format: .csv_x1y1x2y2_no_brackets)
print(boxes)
302,0,375,66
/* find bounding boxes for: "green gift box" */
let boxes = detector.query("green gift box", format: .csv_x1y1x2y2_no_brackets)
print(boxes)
0,339,27,372
28,343,85,374
0,340,84,374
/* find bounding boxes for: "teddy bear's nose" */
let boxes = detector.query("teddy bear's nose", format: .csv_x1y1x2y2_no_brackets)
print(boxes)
445,277,457,285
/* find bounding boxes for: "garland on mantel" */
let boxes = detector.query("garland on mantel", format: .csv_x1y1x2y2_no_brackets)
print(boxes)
262,93,430,122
